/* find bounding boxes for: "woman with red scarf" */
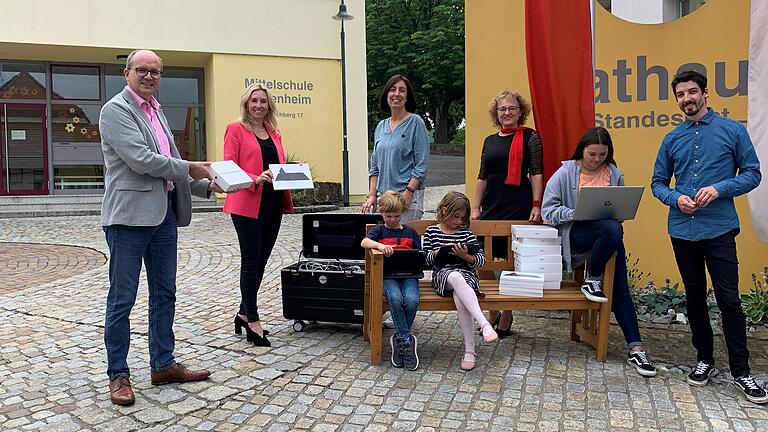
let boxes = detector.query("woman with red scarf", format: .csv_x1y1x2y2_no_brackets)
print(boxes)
471,90,544,337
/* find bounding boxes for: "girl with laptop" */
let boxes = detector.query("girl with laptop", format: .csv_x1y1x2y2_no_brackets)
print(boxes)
541,127,657,377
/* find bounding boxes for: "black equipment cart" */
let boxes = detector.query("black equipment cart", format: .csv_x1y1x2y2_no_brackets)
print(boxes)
281,213,382,332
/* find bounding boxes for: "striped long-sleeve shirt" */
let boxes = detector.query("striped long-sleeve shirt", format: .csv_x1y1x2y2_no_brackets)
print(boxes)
422,225,486,297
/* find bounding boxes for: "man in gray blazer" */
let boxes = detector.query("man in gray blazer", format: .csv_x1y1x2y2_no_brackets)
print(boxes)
100,49,221,406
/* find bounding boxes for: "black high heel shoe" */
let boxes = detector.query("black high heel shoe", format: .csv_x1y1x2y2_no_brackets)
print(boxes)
496,313,514,339
234,315,269,336
243,325,271,347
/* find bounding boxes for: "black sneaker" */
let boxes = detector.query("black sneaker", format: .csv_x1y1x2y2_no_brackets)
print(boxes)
627,351,657,377
581,278,608,303
733,375,768,404
687,361,715,386
402,335,419,371
390,335,404,368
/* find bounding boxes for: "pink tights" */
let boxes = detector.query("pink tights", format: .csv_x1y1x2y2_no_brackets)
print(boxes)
447,272,492,354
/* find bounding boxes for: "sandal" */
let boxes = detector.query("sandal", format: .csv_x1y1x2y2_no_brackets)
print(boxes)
477,311,501,334
460,352,476,371
481,323,498,343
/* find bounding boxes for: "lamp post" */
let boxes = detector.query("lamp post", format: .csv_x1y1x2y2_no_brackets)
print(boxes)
333,0,353,206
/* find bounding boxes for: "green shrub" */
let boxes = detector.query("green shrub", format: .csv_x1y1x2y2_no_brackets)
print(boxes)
638,279,688,315
743,267,768,326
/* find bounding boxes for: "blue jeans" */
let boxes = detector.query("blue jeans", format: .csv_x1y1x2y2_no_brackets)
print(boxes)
383,278,420,346
570,220,642,348
103,199,178,380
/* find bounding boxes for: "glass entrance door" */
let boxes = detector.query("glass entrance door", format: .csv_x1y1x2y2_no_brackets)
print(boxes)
0,104,48,195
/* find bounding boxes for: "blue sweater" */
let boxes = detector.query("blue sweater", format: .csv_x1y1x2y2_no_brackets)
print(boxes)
369,114,430,193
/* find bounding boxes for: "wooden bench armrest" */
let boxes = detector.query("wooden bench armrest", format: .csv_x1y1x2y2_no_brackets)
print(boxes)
364,248,385,364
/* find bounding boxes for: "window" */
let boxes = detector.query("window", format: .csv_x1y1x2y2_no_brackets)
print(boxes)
157,68,204,104
0,62,46,100
162,107,206,161
51,65,100,100
104,65,125,100
598,0,708,22
53,165,104,190
51,104,101,143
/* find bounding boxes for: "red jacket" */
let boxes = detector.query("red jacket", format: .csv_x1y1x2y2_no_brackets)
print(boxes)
222,121,294,218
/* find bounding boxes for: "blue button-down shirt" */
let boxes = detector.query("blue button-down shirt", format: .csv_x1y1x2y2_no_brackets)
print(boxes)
651,108,761,241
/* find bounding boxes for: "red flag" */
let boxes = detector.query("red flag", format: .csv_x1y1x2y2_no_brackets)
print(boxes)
525,0,595,181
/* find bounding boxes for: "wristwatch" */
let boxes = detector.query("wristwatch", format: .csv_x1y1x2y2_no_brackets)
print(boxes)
405,186,415,193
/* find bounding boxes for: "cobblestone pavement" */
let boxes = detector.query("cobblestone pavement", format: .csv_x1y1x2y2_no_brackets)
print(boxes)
0,243,106,293
0,187,767,431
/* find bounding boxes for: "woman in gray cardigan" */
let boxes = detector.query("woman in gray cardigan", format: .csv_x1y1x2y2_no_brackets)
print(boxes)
542,127,656,377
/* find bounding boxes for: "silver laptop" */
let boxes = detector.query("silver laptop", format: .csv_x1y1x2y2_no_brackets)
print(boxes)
572,186,644,221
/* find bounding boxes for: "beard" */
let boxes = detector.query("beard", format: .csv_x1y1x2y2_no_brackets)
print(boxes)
682,101,703,116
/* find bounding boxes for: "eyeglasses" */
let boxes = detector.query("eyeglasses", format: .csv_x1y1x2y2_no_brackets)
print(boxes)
497,106,520,113
129,67,163,78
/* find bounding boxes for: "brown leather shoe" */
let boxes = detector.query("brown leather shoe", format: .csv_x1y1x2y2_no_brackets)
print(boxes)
109,377,135,406
151,363,211,386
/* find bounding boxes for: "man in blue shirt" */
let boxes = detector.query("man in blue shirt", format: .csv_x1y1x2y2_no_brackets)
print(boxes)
652,70,765,404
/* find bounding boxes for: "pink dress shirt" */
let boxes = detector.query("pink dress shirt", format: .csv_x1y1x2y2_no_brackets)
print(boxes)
125,85,174,191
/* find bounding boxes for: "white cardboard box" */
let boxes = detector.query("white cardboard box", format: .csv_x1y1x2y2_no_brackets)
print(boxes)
210,160,253,192
514,254,563,264
512,240,561,257
499,271,544,297
541,272,563,282
512,235,562,245
513,258,563,274
510,224,559,238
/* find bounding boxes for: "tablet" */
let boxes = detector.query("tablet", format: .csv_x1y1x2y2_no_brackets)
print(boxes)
433,243,480,266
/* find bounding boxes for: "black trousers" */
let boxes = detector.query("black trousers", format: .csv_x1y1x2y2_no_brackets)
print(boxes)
231,197,283,322
670,230,750,377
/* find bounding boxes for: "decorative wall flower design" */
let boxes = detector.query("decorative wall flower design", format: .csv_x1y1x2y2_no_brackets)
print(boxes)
65,123,75,133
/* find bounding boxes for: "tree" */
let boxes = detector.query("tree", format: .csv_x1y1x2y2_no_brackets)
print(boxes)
366,0,465,145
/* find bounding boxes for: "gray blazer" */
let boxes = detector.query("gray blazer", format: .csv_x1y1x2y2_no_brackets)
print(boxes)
99,87,210,227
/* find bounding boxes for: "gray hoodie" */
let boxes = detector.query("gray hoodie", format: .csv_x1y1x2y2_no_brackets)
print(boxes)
541,160,624,272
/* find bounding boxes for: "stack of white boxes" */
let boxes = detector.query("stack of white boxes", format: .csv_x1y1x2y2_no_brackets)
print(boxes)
510,225,563,291
499,270,545,297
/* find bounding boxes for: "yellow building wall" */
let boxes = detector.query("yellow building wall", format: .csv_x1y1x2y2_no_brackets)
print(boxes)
206,54,342,182
466,0,768,291
465,1,532,192
0,0,369,197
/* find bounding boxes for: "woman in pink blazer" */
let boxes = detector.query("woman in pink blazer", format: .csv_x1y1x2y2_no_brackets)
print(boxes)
224,83,294,347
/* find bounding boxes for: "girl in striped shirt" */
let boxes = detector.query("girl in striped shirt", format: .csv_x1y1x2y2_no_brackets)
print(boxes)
423,192,499,371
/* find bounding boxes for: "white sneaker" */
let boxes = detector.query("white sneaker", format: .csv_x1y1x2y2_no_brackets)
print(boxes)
627,351,657,377
383,313,395,329
581,278,608,303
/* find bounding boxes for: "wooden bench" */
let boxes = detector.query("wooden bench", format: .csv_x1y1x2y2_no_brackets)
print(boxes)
363,219,616,366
